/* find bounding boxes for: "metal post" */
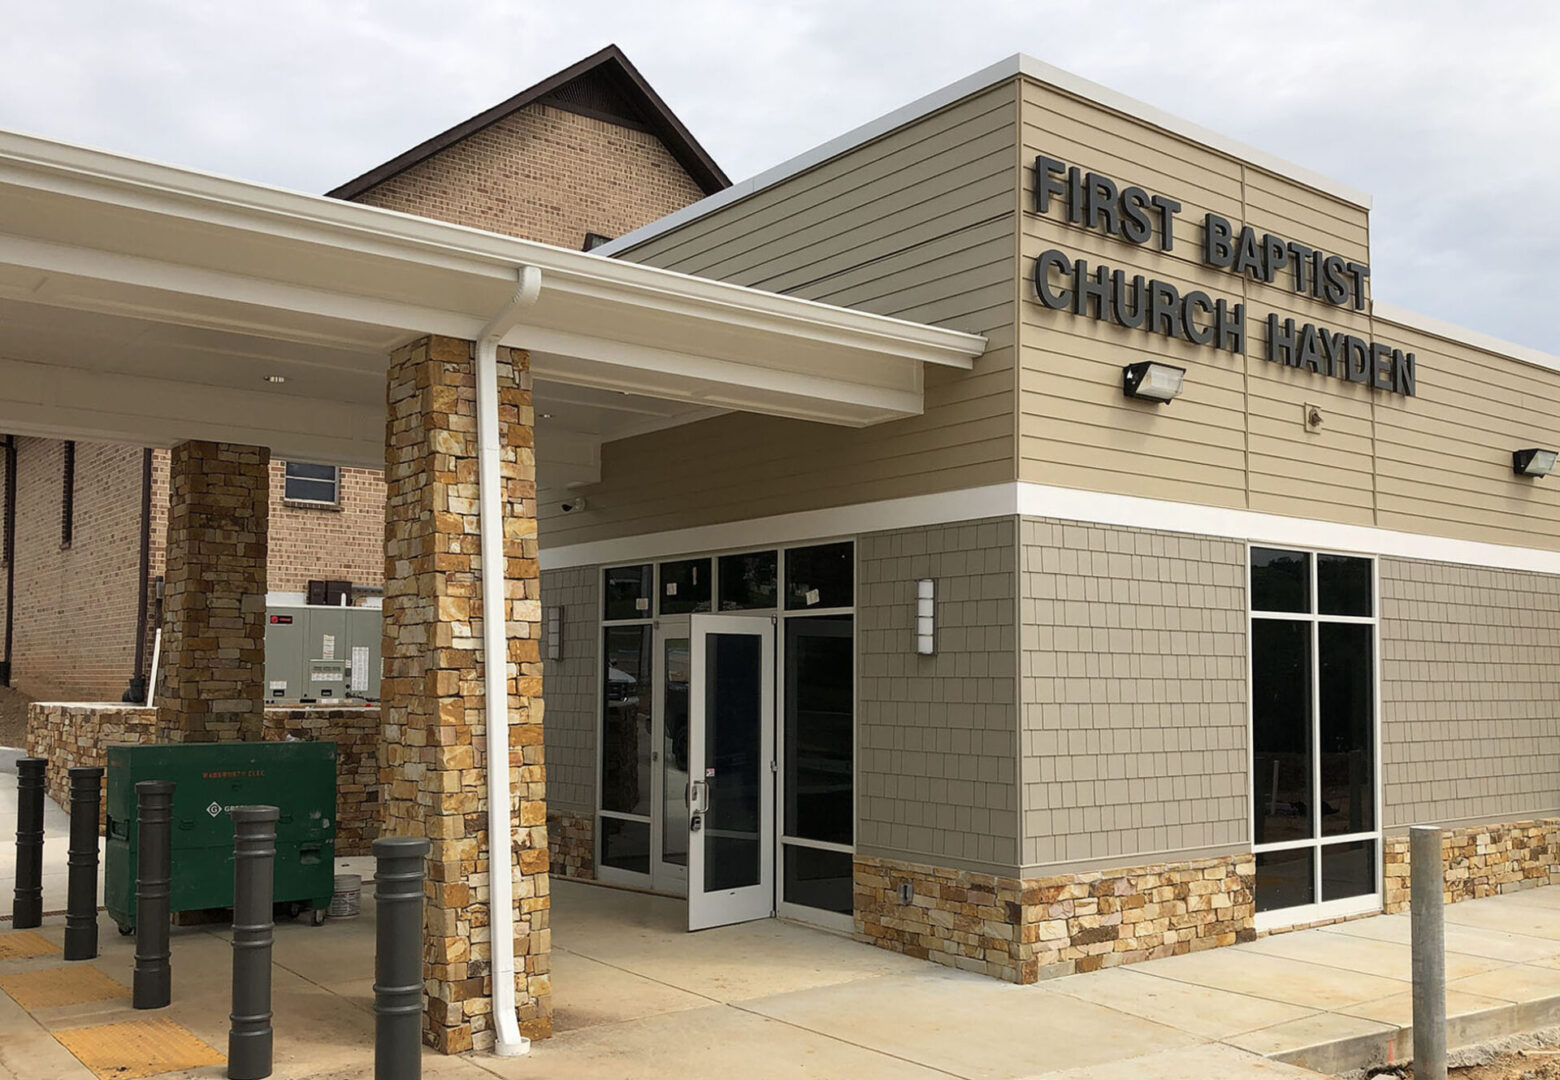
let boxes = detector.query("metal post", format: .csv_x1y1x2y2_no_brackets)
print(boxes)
133,780,175,1009
1412,825,1447,1080
11,757,46,928
229,806,278,1080
63,766,103,961
373,836,429,1080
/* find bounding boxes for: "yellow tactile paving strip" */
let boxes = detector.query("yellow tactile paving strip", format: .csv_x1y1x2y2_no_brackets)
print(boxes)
0,930,61,960
55,1017,225,1080
0,965,127,1009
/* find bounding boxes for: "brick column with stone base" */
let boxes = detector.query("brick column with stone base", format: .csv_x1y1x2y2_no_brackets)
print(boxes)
155,440,269,743
382,335,550,1053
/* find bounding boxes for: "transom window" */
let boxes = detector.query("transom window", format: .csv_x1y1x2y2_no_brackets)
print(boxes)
283,462,339,505
1250,546,1379,927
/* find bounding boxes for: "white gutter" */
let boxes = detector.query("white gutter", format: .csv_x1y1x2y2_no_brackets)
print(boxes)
475,265,542,1057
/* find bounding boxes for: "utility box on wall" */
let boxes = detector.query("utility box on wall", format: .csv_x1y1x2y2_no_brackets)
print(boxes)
265,605,381,704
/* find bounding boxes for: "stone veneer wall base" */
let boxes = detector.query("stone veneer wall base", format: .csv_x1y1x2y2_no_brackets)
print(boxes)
546,811,594,881
855,853,1255,984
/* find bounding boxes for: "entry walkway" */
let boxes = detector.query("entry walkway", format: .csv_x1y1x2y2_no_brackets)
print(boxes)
7,750,1560,1080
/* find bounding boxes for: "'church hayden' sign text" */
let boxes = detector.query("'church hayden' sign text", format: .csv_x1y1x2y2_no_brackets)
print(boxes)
1030,155,1415,397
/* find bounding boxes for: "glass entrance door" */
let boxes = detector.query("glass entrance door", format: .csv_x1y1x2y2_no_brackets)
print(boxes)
652,619,691,893
687,613,775,931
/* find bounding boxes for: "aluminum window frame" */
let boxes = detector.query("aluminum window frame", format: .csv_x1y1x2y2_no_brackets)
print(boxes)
282,461,341,506
592,539,857,931
1246,542,1383,932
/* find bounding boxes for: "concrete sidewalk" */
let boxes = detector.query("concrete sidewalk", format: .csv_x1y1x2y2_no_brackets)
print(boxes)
8,875,1560,1079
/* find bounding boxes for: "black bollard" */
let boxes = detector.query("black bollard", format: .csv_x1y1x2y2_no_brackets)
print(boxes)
373,836,430,1080
228,806,278,1080
11,757,46,929
63,766,103,961
133,780,176,1009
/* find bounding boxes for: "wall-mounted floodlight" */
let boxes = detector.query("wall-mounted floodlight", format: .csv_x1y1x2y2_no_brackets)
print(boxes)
1122,361,1186,403
546,606,562,661
915,579,935,655
1513,448,1558,478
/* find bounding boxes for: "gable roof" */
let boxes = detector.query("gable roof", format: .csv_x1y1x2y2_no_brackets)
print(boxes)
327,44,730,201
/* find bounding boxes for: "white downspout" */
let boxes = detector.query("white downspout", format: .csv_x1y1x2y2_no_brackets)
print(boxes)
475,265,542,1057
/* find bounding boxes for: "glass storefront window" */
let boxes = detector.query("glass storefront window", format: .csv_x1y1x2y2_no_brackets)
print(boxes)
1251,547,1310,613
599,817,650,875
601,625,652,816
1318,554,1372,617
1319,623,1373,836
783,845,852,914
1252,619,1312,846
659,558,712,615
719,550,777,610
603,564,652,621
784,616,853,846
785,542,853,610
1250,548,1377,922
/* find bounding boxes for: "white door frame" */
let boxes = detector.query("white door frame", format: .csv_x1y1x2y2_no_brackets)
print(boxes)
651,616,691,895
688,613,776,931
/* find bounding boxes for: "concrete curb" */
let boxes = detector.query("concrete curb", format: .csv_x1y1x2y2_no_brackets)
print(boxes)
1268,994,1560,1074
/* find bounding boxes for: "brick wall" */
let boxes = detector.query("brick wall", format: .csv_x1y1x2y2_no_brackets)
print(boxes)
539,565,597,814
7,438,148,701
1380,558,1560,828
348,103,707,249
857,518,1019,871
268,460,385,598
1019,519,1247,870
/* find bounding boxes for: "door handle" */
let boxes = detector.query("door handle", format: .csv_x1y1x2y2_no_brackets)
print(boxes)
689,780,709,815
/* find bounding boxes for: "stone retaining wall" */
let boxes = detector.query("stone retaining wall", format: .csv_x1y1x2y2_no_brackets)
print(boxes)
855,852,1255,984
546,810,593,881
260,706,380,856
26,701,381,850
1384,819,1560,912
25,703,159,827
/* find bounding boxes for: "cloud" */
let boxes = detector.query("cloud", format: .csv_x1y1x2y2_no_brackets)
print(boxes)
1,0,1555,351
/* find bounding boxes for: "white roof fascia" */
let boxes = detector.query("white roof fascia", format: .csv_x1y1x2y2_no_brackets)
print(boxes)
600,53,1371,258
1373,301,1560,378
0,128,984,370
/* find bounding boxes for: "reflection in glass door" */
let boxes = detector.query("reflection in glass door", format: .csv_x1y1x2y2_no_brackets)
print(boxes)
653,621,690,892
1250,547,1379,928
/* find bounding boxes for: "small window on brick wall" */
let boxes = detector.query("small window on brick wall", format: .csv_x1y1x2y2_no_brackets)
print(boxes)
60,440,75,548
283,461,339,505
582,232,614,251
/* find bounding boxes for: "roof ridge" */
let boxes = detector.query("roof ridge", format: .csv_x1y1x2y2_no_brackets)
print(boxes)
326,44,729,201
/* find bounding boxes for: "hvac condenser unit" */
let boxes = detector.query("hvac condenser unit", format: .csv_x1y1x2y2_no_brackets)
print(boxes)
264,604,381,705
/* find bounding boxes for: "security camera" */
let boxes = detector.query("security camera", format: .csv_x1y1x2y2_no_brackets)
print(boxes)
559,497,588,514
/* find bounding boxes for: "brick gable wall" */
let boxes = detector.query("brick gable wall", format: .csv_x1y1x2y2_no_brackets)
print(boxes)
347,102,708,249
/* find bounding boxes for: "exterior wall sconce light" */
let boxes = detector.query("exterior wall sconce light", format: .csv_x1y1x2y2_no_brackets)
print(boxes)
915,579,935,655
1122,361,1186,403
1513,448,1558,478
546,606,562,661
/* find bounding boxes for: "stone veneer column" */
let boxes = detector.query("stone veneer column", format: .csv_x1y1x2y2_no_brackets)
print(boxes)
156,441,269,743
382,335,549,1052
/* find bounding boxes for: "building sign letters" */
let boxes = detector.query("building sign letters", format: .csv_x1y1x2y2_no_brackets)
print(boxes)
1030,155,1415,397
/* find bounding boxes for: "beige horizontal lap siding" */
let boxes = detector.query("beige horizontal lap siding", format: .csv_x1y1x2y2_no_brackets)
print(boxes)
1371,319,1560,549
542,81,1023,549
1016,74,1560,552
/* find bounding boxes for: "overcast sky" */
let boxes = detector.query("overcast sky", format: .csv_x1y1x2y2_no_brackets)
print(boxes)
3,1,1555,352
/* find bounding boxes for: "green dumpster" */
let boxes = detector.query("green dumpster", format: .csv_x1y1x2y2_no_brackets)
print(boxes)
105,742,337,934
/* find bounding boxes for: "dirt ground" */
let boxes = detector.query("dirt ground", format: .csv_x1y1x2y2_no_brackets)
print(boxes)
0,683,31,749
1367,1051,1560,1078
